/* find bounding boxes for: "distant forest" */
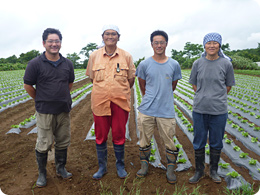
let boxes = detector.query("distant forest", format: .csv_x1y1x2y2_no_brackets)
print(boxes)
0,42,259,71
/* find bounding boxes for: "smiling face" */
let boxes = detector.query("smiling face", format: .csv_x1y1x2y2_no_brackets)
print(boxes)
102,30,119,47
151,35,167,56
205,41,220,58
43,33,61,56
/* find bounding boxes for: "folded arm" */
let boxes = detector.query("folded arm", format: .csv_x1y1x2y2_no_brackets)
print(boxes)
24,84,36,99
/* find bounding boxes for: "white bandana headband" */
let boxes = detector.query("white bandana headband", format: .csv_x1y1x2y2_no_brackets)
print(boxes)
97,24,120,49
201,32,232,61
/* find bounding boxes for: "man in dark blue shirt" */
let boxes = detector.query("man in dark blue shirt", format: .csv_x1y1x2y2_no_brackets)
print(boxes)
23,28,75,187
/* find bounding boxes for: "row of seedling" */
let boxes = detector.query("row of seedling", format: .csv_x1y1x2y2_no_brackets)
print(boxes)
7,81,92,134
174,103,248,185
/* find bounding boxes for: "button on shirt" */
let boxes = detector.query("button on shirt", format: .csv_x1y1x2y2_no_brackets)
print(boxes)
86,47,136,116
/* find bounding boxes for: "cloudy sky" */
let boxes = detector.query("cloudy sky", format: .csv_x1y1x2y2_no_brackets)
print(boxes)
0,0,260,62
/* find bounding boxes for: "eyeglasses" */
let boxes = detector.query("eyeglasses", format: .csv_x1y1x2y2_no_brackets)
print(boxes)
104,32,118,37
152,41,167,46
46,40,61,44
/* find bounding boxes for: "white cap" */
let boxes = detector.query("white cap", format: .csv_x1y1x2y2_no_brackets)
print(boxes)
97,24,120,49
102,24,120,34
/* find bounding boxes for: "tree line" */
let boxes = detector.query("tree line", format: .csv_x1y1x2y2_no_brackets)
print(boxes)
169,42,260,69
0,42,259,71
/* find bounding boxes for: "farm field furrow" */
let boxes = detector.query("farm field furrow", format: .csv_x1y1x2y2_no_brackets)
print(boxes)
0,70,259,194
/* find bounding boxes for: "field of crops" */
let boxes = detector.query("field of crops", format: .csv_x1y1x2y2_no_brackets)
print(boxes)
0,69,259,194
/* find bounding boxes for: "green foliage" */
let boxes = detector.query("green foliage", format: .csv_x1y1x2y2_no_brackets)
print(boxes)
0,63,27,71
183,42,203,58
234,69,260,76
134,57,145,68
149,156,156,162
79,43,98,69
175,144,182,149
225,139,233,144
80,43,98,59
219,163,230,169
231,54,259,70
221,43,231,52
224,182,256,195
0,49,40,71
181,57,199,69
19,50,40,63
67,52,81,69
251,137,258,143
249,158,257,165
177,158,187,163
226,43,260,62
5,55,18,63
90,128,95,136
171,41,260,70
226,171,241,178
1,41,260,71
171,42,203,69
233,146,241,151
239,153,249,158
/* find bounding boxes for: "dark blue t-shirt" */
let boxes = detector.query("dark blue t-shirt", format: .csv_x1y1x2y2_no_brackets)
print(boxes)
48,58,61,67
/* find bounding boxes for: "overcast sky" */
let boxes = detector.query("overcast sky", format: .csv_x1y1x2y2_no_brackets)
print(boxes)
0,0,260,62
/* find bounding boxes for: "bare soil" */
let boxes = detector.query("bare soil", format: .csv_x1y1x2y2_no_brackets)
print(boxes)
0,78,259,195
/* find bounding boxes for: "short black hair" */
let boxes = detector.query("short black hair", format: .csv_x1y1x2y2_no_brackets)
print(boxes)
42,28,62,42
150,30,168,43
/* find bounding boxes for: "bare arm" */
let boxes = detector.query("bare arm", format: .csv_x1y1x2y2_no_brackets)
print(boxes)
24,84,36,99
192,84,197,92
227,86,232,94
128,77,135,88
172,80,178,91
69,83,73,91
138,77,146,96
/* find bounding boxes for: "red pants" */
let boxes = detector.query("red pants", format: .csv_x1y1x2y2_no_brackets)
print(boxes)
93,102,129,145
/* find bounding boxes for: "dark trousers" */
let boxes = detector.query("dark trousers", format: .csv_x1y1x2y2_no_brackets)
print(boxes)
192,111,228,150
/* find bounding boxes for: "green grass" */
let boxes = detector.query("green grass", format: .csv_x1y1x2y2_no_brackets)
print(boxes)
99,178,260,195
223,182,258,195
234,69,260,76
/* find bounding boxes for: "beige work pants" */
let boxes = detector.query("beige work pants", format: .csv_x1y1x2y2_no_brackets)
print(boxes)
137,112,177,151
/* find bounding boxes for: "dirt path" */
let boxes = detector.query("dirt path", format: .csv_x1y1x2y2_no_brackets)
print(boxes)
0,78,259,195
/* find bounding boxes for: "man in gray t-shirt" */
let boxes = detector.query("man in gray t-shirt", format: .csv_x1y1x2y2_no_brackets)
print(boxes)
137,57,181,118
136,30,182,184
189,57,235,115
188,32,235,185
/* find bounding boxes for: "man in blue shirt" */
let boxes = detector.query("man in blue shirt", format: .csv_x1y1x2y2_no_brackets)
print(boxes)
135,30,182,184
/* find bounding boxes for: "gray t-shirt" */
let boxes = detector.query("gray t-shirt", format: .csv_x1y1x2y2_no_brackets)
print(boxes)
189,57,235,115
136,57,182,118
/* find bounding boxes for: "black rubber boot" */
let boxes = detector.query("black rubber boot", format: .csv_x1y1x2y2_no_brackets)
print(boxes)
210,147,222,183
166,148,179,184
55,149,72,179
35,150,47,187
189,148,205,184
113,143,127,179
136,144,151,178
93,142,108,180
